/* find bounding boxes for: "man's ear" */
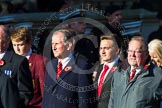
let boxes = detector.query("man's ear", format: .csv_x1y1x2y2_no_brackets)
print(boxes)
116,48,120,55
67,41,73,51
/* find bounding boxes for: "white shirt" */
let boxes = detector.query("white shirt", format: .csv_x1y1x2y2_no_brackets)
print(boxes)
130,67,141,77
25,49,32,60
98,57,119,85
58,53,73,69
0,52,6,59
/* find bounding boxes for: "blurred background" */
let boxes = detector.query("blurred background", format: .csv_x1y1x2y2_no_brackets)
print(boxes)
0,0,161,53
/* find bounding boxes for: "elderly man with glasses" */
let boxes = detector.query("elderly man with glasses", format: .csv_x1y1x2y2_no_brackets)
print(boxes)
108,36,162,108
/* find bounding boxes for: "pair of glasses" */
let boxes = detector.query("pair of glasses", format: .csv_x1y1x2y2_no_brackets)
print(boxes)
127,50,144,54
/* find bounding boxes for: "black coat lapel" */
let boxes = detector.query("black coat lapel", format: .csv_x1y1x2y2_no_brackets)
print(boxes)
95,64,104,83
46,59,58,85
2,51,14,62
103,72,113,84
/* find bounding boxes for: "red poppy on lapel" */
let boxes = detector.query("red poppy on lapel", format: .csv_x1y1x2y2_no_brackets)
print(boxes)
64,66,72,72
144,63,150,70
0,59,5,66
110,66,117,72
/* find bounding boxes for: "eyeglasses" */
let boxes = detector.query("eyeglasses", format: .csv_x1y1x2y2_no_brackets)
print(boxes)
127,50,145,55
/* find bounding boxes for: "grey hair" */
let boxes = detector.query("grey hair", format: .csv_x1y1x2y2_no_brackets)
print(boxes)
129,36,148,51
0,25,10,38
53,28,76,43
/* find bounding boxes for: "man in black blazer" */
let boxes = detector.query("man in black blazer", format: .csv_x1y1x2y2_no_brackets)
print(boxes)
42,29,95,108
0,25,33,108
95,34,122,108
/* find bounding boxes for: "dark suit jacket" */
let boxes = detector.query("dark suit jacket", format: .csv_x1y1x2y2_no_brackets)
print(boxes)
95,60,122,108
42,56,95,108
109,63,162,108
0,72,19,108
28,53,46,108
0,51,33,108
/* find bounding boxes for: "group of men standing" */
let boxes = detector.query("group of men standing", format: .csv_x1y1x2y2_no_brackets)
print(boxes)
41,27,162,108
0,4,162,108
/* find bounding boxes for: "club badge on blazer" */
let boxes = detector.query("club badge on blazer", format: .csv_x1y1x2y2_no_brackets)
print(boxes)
0,60,13,78
4,70,13,78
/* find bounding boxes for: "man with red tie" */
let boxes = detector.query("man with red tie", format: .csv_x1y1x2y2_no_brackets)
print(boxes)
95,33,122,108
108,36,162,108
42,28,95,108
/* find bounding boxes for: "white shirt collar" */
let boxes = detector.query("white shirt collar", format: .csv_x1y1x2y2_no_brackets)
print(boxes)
104,57,119,69
0,51,6,59
58,53,73,69
130,67,141,75
98,57,119,84
25,49,32,59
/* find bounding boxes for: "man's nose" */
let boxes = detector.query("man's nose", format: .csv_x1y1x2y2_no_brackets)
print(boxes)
16,45,20,51
101,49,105,54
52,44,56,50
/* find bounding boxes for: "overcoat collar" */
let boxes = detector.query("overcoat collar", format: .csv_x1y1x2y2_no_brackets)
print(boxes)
123,63,152,95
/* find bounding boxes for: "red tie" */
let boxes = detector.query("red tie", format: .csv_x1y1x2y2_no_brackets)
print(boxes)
98,65,109,97
56,61,62,78
129,68,136,81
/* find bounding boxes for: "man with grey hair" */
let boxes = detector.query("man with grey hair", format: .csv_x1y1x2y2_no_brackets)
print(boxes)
42,28,95,108
108,36,162,108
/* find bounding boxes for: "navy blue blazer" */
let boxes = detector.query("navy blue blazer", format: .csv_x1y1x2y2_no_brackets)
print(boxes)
42,56,95,108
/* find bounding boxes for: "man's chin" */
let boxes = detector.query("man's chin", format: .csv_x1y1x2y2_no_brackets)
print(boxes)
129,62,137,66
16,52,22,56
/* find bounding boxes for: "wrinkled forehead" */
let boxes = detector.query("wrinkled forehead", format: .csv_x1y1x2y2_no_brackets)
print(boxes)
128,40,143,50
52,32,65,42
52,31,64,37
